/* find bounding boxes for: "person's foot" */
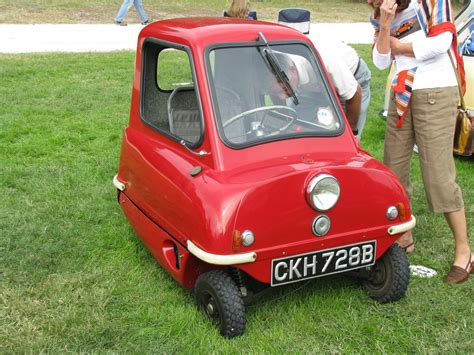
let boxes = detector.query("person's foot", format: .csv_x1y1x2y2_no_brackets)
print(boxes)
141,18,153,25
114,20,127,26
396,231,415,254
443,254,472,284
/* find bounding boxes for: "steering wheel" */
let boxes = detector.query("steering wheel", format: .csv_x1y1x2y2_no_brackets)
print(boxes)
223,105,297,134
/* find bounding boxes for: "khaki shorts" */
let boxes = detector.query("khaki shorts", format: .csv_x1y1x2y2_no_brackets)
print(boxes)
384,86,464,213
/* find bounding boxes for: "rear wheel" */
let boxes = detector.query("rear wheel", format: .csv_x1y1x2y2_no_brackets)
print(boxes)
363,244,410,303
194,270,245,338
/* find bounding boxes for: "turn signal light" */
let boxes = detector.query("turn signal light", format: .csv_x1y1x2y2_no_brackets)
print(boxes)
232,230,242,251
397,202,407,220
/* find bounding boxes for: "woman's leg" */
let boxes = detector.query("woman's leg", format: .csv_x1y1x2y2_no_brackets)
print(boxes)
410,87,471,276
384,90,415,199
384,90,416,251
445,209,471,268
115,0,133,22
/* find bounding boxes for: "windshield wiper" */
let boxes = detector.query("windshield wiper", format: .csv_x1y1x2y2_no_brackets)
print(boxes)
258,32,299,105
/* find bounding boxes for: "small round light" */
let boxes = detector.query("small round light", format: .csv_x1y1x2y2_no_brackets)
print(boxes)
306,174,340,211
241,230,255,246
386,206,399,220
312,215,331,237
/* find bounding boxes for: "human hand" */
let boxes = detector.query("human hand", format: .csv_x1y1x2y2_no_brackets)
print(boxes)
390,36,402,54
379,0,398,28
390,36,414,56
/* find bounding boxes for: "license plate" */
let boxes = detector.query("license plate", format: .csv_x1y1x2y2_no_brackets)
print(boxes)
271,241,376,286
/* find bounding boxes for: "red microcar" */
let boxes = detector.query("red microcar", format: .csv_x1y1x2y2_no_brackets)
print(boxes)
113,18,416,337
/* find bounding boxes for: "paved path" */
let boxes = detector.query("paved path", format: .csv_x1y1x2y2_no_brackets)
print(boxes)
0,23,374,53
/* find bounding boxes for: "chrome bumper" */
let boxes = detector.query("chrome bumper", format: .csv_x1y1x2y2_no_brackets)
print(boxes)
113,174,125,191
388,215,416,235
187,240,257,265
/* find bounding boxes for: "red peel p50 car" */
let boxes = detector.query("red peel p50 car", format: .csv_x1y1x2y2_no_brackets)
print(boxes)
113,17,416,338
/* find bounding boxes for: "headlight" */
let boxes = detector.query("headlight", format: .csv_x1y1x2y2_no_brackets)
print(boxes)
306,174,340,211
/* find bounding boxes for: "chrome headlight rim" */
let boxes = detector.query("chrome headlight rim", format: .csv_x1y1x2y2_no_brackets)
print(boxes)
306,174,340,211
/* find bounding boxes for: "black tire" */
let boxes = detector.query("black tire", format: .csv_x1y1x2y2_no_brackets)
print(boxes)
363,244,410,303
194,270,245,338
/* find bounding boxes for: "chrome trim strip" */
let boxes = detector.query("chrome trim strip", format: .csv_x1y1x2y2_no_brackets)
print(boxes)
187,240,257,265
388,215,416,235
113,175,125,191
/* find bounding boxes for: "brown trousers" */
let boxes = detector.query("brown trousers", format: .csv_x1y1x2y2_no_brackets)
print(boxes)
384,86,464,213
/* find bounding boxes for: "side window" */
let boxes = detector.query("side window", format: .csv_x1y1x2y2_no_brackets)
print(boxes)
141,41,202,145
157,49,193,90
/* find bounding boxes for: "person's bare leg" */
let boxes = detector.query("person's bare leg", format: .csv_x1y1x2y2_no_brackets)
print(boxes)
444,208,471,269
396,231,415,253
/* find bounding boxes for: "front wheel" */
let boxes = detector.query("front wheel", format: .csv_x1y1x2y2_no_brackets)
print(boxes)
363,244,410,303
194,270,245,338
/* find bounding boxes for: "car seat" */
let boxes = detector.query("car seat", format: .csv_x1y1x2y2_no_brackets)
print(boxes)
167,86,202,144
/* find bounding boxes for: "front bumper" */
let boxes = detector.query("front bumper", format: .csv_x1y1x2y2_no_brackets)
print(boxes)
388,215,416,235
187,215,416,266
187,240,257,265
113,174,125,191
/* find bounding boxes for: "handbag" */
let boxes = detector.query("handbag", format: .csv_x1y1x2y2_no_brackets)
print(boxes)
453,106,473,156
449,52,473,157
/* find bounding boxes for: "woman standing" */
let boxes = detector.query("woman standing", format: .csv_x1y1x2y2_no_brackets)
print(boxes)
370,0,472,283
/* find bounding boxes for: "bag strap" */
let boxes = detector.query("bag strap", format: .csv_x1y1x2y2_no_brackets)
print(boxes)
448,51,466,110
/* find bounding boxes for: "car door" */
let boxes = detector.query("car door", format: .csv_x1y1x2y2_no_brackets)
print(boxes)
120,39,207,244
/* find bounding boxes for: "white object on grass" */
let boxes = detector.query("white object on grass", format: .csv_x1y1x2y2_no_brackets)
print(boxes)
410,265,437,278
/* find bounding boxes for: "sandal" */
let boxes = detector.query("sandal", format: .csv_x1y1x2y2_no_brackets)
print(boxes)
396,232,415,254
401,241,415,254
443,254,472,284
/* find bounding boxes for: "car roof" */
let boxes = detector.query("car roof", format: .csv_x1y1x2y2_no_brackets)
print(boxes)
138,17,310,48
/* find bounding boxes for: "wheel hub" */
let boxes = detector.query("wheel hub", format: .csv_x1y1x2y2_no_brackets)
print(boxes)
206,303,215,315
203,296,220,324
370,262,387,286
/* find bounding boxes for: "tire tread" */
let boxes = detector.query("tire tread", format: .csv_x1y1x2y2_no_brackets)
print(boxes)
365,244,410,303
195,270,245,337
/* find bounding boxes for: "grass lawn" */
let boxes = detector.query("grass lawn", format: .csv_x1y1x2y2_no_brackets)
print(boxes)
0,46,473,352
1,1,372,24
0,0,466,24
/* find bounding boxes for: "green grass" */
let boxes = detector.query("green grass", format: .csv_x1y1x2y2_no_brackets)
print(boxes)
1,48,473,352
1,0,465,24
0,1,371,24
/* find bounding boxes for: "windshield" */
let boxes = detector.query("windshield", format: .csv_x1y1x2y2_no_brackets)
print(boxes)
207,42,343,147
